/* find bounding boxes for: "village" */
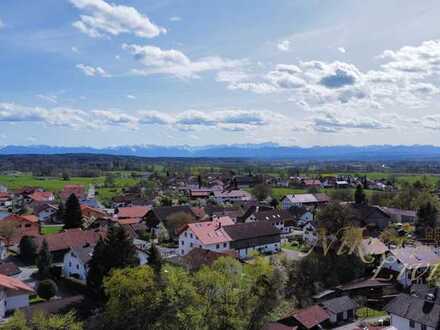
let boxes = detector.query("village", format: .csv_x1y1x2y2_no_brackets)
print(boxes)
0,168,438,330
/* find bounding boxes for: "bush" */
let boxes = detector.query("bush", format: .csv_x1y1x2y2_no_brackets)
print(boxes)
37,279,58,300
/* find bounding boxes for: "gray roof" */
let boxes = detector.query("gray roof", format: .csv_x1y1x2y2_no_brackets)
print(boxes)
71,245,95,264
320,296,358,314
385,293,440,328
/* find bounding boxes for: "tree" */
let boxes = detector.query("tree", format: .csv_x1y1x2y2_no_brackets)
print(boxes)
416,201,438,238
36,239,52,279
316,202,355,236
354,185,366,204
160,196,173,207
62,170,70,181
2,310,83,330
19,236,37,265
55,202,65,223
37,279,58,300
0,221,17,247
64,193,83,229
270,198,279,209
104,174,115,188
148,242,162,275
87,226,139,294
251,184,272,202
165,212,194,241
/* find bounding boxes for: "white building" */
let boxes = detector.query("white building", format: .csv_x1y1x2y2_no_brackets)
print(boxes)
0,274,34,318
178,217,234,256
385,293,440,330
213,190,252,204
178,217,282,259
63,245,94,283
382,246,440,288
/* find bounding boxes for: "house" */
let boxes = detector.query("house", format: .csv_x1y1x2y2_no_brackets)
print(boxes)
350,205,392,237
385,293,440,330
116,206,151,221
0,274,34,318
178,217,235,256
0,214,40,245
59,184,86,201
145,206,199,232
383,245,440,288
213,190,253,204
281,194,330,209
168,248,233,271
278,305,330,329
301,179,322,189
35,203,58,223
0,262,21,277
379,207,417,224
288,206,314,226
302,223,318,245
178,218,282,259
359,238,389,257
0,193,13,209
33,228,104,262
29,191,54,204
63,244,94,283
319,295,358,324
254,209,296,234
222,221,282,259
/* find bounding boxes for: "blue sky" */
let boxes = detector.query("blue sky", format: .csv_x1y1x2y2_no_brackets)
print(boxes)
1,0,440,147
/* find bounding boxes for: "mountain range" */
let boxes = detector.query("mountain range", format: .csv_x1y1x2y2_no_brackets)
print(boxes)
1,144,440,160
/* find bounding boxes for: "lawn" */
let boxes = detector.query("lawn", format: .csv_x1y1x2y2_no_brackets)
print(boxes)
356,307,387,319
41,225,64,235
271,188,307,200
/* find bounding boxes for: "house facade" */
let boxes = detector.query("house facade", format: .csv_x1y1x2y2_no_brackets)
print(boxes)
0,274,34,318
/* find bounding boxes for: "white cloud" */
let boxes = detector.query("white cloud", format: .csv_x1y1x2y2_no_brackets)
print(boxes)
123,43,243,79
0,18,4,29
36,94,58,104
76,64,110,77
169,16,181,22
127,94,136,99
311,111,394,133
277,40,290,52
71,46,80,54
70,0,166,39
337,47,346,54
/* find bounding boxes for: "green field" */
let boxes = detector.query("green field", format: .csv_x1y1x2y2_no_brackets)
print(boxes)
41,225,64,235
0,175,139,205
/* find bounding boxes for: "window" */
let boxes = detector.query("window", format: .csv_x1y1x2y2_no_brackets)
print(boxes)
190,243,193,247
190,233,193,238
216,244,220,249
181,240,184,246
181,249,184,255
76,264,79,270
184,232,187,237
223,243,227,248
421,325,426,330
409,320,415,328
69,262,72,267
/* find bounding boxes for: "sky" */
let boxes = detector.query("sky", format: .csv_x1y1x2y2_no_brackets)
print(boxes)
1,0,440,147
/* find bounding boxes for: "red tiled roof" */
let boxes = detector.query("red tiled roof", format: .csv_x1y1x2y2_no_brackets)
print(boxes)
118,218,142,225
292,305,329,329
2,214,38,224
30,191,54,202
34,228,104,252
185,217,234,245
117,206,150,219
0,273,34,293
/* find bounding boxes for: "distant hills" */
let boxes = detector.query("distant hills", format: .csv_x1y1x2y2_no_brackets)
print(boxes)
1,144,440,160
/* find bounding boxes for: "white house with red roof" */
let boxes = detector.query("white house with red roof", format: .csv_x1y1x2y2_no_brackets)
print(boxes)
178,217,282,259
0,273,34,318
178,216,234,256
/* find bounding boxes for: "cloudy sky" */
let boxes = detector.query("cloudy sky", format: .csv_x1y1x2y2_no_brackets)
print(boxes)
1,0,440,147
